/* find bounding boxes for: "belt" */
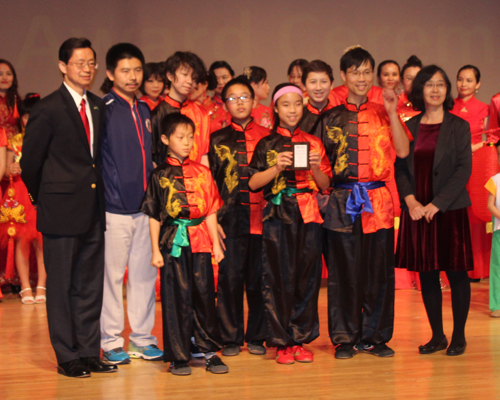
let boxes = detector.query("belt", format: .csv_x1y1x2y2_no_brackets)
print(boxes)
169,217,204,257
335,181,386,222
271,187,312,206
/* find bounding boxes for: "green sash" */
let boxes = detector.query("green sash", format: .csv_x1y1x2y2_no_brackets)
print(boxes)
169,217,204,257
271,187,312,206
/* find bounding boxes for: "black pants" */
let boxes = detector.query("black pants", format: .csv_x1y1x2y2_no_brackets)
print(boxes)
43,216,104,364
324,218,395,345
216,233,267,346
160,247,221,362
262,213,322,348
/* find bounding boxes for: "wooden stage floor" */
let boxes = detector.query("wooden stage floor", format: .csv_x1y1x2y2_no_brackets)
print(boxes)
1,280,499,400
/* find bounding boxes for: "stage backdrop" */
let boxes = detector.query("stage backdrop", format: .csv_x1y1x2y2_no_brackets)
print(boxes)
2,0,500,105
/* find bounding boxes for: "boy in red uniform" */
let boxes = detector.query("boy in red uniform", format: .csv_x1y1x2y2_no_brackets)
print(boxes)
299,60,335,134
209,77,269,356
141,113,227,375
151,52,210,167
313,47,410,359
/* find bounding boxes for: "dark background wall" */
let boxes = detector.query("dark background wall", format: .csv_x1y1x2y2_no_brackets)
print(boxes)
2,0,499,105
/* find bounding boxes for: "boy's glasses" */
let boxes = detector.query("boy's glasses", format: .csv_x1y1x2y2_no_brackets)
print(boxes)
226,95,252,104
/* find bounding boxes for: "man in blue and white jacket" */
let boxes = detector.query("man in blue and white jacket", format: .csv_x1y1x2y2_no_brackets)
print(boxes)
100,43,162,364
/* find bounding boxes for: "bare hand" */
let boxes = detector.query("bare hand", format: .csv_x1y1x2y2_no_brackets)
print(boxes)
382,88,398,115
471,141,486,153
10,162,21,175
406,196,426,221
151,250,164,269
423,203,439,222
309,151,321,170
276,151,293,172
217,224,226,251
213,243,225,264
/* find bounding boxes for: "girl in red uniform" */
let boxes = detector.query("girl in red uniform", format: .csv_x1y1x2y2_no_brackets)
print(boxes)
244,66,272,129
398,56,423,122
205,61,235,132
451,65,491,280
139,62,166,111
248,83,332,364
287,59,308,92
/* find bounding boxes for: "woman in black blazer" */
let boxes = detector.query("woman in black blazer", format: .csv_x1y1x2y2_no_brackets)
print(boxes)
395,65,473,356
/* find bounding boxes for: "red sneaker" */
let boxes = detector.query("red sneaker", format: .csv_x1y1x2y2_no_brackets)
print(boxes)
292,345,314,362
276,347,295,364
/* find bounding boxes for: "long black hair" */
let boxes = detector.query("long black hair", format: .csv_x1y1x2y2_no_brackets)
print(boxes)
0,59,21,115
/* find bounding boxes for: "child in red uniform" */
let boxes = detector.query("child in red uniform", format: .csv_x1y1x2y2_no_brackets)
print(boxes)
243,66,272,129
139,62,165,111
142,113,227,376
299,60,335,134
151,52,210,167
248,83,332,364
205,61,235,132
209,77,269,356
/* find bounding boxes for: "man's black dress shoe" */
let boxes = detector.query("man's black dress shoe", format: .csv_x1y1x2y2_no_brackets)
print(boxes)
58,359,91,378
81,356,118,373
418,336,448,354
446,341,467,356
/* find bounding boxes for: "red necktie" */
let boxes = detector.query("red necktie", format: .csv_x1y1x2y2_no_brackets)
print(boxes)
80,98,91,148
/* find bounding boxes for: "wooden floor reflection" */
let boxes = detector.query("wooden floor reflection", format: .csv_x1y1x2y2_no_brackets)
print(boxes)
1,280,499,399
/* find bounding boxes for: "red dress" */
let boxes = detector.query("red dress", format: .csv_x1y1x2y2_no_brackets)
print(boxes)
0,95,19,141
451,95,492,279
204,95,229,133
397,123,473,272
251,104,272,129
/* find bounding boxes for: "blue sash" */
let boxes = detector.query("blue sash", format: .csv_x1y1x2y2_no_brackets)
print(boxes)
335,181,386,222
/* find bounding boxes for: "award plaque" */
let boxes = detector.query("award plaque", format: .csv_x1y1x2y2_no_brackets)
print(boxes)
290,142,310,170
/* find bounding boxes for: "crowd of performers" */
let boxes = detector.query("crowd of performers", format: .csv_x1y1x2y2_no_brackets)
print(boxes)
1,37,500,378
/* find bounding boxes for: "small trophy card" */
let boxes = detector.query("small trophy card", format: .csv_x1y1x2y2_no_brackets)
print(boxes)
290,142,310,171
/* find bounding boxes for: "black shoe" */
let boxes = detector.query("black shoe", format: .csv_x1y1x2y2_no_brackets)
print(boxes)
81,356,118,373
57,359,91,378
190,342,204,358
356,342,395,357
222,344,240,356
248,341,267,355
205,355,229,374
169,361,192,376
446,341,467,356
418,336,448,354
334,344,357,359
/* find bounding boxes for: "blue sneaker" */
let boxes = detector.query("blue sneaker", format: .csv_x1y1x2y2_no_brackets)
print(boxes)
128,342,163,361
102,347,131,365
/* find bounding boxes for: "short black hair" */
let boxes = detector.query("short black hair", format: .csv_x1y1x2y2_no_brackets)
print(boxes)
287,59,308,76
59,37,96,64
401,55,422,78
105,43,144,72
221,76,255,102
377,60,400,79
301,60,333,85
270,83,302,132
409,65,454,112
457,64,481,83
243,66,267,85
340,47,374,73
160,113,195,139
139,62,166,96
21,93,41,115
164,51,207,89
209,61,235,77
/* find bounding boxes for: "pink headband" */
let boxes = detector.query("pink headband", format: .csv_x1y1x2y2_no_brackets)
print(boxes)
273,86,303,104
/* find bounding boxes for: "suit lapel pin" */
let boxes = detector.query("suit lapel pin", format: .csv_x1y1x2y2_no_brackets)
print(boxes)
93,106,99,110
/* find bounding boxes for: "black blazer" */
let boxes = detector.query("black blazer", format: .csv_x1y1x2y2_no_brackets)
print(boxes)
395,111,472,212
21,84,106,235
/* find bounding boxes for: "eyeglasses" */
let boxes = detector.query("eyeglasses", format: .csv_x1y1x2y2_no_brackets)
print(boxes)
226,95,252,104
424,82,446,89
347,70,373,78
67,61,97,70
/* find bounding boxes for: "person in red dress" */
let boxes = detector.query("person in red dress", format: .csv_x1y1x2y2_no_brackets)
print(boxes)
396,65,473,357
489,92,500,132
1,93,46,305
450,65,491,280
205,61,234,132
139,62,166,111
243,66,272,129
0,60,18,300
398,56,423,122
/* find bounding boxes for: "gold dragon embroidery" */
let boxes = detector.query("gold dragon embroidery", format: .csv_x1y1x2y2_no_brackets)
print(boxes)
326,126,349,175
267,150,286,195
214,144,239,193
192,173,208,214
371,126,391,176
159,177,182,218
0,187,27,225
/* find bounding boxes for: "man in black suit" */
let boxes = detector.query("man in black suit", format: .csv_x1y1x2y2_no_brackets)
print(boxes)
21,38,117,378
